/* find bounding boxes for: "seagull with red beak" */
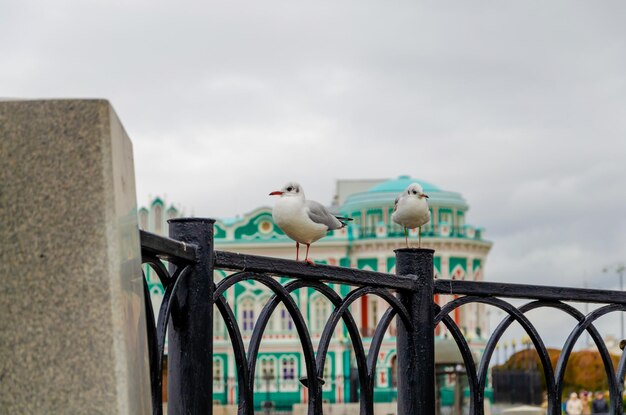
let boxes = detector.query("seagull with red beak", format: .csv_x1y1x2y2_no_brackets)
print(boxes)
392,183,431,248
270,182,352,264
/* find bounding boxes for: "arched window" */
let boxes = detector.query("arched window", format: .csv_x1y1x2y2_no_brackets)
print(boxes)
257,356,277,391
154,204,162,234
366,212,382,233
280,356,297,391
167,207,177,220
368,297,379,333
214,311,225,339
390,355,398,388
239,297,255,334
440,211,452,225
279,305,293,333
139,210,148,230
311,296,330,334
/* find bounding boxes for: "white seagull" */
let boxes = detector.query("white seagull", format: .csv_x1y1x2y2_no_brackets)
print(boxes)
270,182,352,264
391,183,431,248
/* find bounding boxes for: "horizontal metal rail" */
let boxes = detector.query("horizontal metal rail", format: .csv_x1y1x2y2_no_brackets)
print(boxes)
214,250,418,291
140,230,197,263
140,219,626,415
434,279,626,305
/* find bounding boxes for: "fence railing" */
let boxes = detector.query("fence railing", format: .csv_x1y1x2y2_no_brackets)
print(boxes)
357,224,481,240
140,218,626,415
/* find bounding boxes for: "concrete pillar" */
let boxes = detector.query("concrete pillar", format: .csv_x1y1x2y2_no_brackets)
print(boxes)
0,99,151,414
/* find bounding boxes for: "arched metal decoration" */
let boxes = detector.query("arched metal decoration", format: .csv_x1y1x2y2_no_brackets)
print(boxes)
141,254,194,415
139,224,626,415
437,296,555,415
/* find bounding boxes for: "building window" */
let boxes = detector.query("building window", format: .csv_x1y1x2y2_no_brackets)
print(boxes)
366,212,382,234
258,356,277,391
280,356,297,391
262,357,276,377
390,355,398,388
214,311,224,338
311,296,330,334
282,357,295,379
167,207,177,220
440,211,452,224
214,358,224,391
322,359,332,391
139,210,148,230
280,306,293,333
368,297,379,333
154,205,162,234
240,298,255,334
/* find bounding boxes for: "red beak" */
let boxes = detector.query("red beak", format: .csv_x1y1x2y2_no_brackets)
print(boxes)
269,191,283,196
421,193,429,199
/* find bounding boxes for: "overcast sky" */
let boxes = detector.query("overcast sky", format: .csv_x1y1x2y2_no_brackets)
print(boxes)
3,1,626,348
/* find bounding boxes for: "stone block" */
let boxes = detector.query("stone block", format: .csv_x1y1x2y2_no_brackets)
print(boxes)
0,99,151,414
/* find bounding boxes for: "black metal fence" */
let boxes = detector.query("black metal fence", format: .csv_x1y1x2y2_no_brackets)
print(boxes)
492,369,543,405
140,218,626,415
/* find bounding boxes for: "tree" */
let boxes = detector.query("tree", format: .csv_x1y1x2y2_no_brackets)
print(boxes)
494,348,620,394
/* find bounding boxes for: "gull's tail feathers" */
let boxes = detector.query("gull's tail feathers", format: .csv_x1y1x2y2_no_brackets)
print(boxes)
334,216,353,228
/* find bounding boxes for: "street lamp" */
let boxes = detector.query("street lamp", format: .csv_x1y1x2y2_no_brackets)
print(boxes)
262,368,275,415
603,263,625,339
503,340,509,364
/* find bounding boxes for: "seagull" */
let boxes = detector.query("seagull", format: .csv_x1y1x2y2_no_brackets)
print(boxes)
270,182,352,264
391,183,431,248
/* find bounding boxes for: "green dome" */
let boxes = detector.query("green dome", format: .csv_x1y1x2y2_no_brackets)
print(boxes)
367,175,440,193
341,175,468,213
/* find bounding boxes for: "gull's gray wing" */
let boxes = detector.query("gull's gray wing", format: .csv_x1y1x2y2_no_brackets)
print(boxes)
393,193,401,212
306,200,343,230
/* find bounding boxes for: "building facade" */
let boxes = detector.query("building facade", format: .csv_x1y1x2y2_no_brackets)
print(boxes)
142,176,492,410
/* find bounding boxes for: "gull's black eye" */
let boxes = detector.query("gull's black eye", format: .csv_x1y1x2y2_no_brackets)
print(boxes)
412,190,417,195
287,186,293,192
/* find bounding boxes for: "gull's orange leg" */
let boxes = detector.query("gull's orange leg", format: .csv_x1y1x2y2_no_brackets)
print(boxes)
304,244,315,265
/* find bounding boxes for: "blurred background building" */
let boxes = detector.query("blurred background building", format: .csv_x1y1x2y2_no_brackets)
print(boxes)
142,175,493,411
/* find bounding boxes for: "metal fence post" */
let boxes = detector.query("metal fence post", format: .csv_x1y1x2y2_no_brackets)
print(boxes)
168,218,215,415
395,248,435,415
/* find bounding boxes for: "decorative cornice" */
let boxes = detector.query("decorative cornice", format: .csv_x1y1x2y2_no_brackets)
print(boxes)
350,238,492,256
215,236,492,257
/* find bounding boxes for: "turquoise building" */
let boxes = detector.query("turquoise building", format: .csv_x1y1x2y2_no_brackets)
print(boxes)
141,176,492,410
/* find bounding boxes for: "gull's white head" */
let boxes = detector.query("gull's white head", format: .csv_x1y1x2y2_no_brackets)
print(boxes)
406,183,429,199
269,182,304,198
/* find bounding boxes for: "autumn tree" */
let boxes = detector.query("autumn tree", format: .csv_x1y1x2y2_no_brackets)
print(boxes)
493,348,619,395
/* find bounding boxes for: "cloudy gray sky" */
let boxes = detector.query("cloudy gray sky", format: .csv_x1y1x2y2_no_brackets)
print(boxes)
3,1,626,348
